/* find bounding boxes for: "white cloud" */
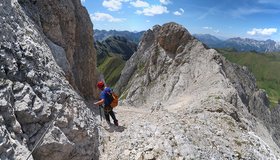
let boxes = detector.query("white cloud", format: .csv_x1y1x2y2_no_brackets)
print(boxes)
160,0,171,5
90,12,126,22
173,8,184,16
136,5,169,16
130,0,149,8
203,27,213,30
81,0,85,3
247,28,277,36
146,20,150,23
102,0,129,11
173,11,181,16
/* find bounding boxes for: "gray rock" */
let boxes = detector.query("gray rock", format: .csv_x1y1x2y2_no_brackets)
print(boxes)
19,0,99,99
0,0,99,159
112,22,280,159
135,152,144,160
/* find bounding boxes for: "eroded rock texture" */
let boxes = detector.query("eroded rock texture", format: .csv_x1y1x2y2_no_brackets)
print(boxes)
113,22,280,159
0,1,99,159
19,0,98,99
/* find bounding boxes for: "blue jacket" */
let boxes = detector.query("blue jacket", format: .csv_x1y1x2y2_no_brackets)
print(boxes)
100,87,113,107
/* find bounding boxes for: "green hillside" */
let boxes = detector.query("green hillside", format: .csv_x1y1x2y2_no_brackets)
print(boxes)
218,49,280,106
95,36,137,87
98,54,125,87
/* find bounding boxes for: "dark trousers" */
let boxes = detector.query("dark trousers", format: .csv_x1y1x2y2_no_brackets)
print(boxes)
104,109,117,123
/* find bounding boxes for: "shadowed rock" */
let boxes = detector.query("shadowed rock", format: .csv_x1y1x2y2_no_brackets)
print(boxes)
19,0,98,99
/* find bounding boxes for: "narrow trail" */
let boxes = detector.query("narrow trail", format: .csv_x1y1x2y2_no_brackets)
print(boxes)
98,106,153,160
88,97,193,160
87,96,280,160
96,105,188,160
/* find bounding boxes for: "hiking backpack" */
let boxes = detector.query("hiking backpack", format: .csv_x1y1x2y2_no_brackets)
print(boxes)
110,92,118,108
105,88,119,108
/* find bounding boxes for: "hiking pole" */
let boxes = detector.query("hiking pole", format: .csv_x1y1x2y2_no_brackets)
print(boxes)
99,105,103,122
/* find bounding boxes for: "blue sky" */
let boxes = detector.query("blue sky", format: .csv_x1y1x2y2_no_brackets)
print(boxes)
82,0,280,41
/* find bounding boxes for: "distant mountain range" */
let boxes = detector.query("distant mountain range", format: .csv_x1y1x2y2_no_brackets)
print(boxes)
95,35,137,63
94,30,280,53
193,34,280,53
94,29,145,43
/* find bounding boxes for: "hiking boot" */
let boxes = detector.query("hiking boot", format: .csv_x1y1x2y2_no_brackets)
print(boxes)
114,120,118,126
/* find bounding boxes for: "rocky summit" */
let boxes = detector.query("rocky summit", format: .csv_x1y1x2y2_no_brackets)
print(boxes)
113,22,280,159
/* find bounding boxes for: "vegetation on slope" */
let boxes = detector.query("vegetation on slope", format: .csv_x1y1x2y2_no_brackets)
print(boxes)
98,54,125,87
218,48,280,106
95,36,137,87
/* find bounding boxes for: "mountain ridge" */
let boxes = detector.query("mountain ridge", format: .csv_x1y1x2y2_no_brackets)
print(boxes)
94,30,280,53
194,34,280,53
112,22,280,159
94,29,145,44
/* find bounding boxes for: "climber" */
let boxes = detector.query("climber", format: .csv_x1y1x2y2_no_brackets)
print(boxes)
94,81,119,126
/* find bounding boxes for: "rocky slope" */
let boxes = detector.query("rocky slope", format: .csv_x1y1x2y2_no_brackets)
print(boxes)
0,0,99,159
99,104,280,159
19,0,98,99
113,22,280,159
2,0,280,158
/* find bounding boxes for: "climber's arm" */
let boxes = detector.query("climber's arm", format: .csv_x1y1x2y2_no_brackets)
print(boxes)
94,99,104,106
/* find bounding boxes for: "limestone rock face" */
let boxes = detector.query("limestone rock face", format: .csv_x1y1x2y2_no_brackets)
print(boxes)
19,0,98,99
114,22,280,159
156,22,193,53
0,1,99,159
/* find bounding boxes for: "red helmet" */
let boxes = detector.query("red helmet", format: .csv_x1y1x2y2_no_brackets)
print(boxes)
97,81,104,89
